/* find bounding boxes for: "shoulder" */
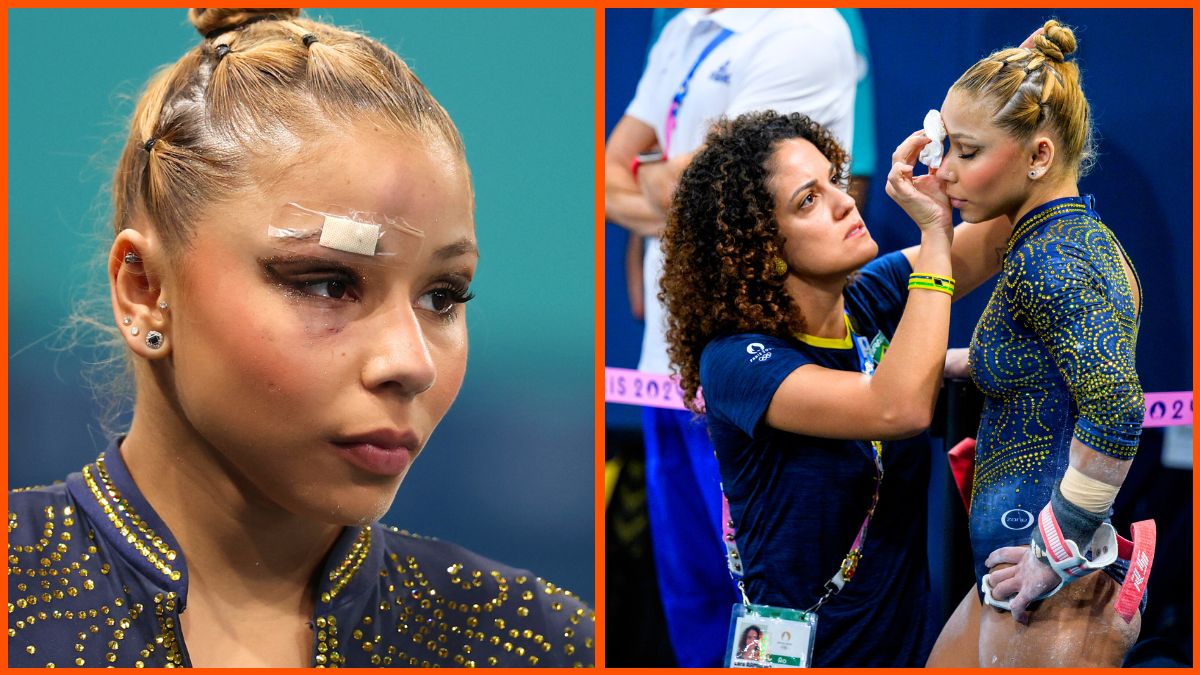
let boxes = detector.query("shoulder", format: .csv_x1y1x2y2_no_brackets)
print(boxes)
9,481,77,543
746,9,852,55
700,333,801,375
373,527,594,667
1006,221,1097,284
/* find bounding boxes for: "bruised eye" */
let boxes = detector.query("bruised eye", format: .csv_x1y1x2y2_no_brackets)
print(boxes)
261,256,363,303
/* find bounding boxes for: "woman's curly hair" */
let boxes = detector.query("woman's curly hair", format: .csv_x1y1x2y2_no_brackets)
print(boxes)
659,110,848,412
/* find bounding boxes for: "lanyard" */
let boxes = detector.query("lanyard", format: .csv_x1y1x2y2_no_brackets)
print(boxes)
721,313,885,613
808,320,886,613
662,27,732,154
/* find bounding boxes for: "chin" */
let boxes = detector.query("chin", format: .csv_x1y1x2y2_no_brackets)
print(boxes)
284,475,405,527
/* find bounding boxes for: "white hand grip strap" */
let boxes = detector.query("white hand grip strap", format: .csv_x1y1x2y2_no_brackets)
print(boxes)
981,502,1118,611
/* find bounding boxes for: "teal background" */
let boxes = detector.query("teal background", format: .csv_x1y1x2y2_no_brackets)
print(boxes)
8,9,594,601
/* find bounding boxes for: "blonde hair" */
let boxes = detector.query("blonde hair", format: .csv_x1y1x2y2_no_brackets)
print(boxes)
113,8,465,251
951,20,1093,176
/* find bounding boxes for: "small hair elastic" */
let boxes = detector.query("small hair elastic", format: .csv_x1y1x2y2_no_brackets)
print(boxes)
302,33,319,47
142,138,157,153
215,44,232,60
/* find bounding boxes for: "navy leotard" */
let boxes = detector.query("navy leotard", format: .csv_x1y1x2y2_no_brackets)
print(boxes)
967,195,1143,585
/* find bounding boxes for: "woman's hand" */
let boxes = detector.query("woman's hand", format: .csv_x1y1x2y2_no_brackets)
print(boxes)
885,131,952,236
984,546,1061,624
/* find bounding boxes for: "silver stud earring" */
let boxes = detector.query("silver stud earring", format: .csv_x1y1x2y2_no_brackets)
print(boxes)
123,251,141,264
145,331,164,350
1029,170,1038,178
158,301,169,311
122,316,132,326
130,327,140,337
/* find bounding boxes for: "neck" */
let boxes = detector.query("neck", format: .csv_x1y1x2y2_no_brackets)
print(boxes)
121,376,341,611
783,273,847,339
1011,175,1080,226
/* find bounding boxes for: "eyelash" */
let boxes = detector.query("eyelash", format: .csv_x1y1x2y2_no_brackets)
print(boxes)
797,177,845,209
418,280,476,321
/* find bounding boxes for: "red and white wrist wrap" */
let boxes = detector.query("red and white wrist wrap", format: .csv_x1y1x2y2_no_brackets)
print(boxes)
1030,501,1119,594
982,501,1155,623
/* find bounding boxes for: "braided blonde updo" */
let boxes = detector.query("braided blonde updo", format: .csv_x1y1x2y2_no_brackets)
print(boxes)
114,8,464,251
951,20,1093,176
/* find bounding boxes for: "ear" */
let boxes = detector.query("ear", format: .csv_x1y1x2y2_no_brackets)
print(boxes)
1027,135,1056,180
109,227,171,359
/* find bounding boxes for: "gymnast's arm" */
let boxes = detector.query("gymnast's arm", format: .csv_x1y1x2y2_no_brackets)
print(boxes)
900,214,1011,301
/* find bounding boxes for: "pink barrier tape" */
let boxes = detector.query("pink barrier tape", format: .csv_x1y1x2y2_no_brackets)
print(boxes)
604,367,695,411
605,368,1193,427
1142,391,1192,427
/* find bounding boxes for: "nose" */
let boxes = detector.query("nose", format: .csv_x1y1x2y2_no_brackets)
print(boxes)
833,180,857,219
360,304,437,397
938,154,957,183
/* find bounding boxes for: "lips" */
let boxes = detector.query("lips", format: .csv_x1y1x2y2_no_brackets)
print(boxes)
845,222,867,240
949,197,968,209
332,429,421,477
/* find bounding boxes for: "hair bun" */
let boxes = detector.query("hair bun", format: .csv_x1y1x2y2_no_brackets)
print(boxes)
188,8,301,39
1033,19,1077,63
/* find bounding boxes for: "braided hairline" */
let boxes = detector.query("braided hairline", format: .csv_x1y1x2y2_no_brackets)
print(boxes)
119,10,463,252
142,16,343,148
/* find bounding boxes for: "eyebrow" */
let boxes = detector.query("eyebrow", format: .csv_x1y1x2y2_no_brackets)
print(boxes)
949,133,979,142
789,179,817,203
435,237,478,260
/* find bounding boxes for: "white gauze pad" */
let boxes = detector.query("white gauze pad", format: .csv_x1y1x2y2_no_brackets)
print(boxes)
918,109,946,169
319,215,380,256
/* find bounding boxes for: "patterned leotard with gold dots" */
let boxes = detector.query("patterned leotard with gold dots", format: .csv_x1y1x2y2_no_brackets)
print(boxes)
7,445,595,668
967,196,1143,585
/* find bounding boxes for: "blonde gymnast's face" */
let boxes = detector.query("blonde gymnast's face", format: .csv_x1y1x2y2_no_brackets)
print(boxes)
937,90,1034,225
161,124,476,525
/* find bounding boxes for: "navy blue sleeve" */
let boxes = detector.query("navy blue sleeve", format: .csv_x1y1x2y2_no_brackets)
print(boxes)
1008,235,1143,458
843,251,912,337
700,334,812,437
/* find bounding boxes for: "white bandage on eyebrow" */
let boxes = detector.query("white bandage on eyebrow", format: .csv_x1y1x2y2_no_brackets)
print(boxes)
919,109,946,169
319,215,380,256
267,202,424,259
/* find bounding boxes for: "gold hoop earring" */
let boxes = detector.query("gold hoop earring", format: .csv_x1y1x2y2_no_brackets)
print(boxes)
771,256,789,277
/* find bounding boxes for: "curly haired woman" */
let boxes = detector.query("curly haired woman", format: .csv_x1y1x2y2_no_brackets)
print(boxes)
658,110,1010,666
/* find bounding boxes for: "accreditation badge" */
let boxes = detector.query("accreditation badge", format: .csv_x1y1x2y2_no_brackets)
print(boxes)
726,603,817,668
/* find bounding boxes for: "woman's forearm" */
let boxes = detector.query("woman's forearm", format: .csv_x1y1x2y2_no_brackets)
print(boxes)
866,231,953,432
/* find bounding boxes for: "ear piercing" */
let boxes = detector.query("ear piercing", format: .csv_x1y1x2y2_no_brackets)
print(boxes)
130,327,140,336
158,301,169,311
145,331,164,350
122,316,132,326
1029,170,1040,178
123,251,142,264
